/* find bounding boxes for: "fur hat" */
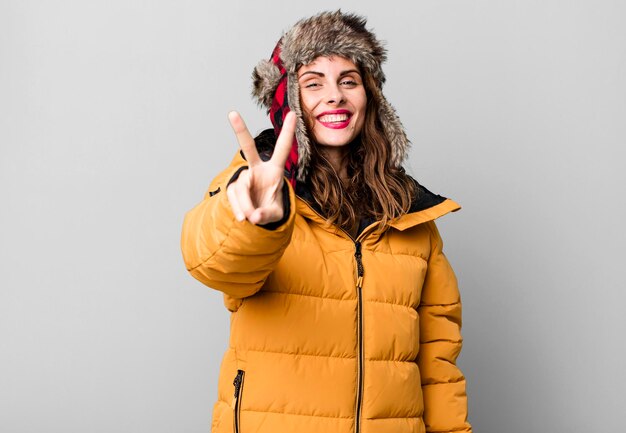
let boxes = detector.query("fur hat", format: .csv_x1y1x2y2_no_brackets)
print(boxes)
251,10,410,184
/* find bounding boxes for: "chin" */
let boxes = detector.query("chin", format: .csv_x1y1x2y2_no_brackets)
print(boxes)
315,134,355,147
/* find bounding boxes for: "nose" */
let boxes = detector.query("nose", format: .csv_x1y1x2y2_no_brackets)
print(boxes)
325,83,345,105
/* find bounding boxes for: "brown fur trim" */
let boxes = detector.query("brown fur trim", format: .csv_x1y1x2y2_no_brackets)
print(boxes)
251,59,283,109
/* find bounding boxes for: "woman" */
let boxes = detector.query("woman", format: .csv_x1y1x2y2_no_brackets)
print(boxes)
181,10,472,433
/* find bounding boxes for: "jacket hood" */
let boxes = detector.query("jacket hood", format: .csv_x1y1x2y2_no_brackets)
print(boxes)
251,10,410,184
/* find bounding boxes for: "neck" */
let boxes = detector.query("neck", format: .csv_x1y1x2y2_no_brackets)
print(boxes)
318,135,363,182
319,146,349,181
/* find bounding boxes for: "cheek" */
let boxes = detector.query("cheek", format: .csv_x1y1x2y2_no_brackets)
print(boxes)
353,110,366,135
300,93,316,114
357,94,367,114
299,95,317,126
301,109,315,131
352,92,367,121
358,98,367,130
354,116,365,134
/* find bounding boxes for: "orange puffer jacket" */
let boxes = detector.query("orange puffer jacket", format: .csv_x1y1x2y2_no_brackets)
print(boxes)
181,152,472,433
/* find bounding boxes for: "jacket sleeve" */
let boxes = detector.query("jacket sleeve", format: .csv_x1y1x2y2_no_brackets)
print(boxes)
180,152,296,299
417,221,472,433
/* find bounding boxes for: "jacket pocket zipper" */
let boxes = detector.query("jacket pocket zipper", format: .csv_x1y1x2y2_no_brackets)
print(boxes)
232,369,245,433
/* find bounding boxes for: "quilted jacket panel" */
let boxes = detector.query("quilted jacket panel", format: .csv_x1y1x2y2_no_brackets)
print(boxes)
181,152,472,433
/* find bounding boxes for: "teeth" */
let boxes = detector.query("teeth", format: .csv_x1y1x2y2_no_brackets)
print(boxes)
318,113,349,122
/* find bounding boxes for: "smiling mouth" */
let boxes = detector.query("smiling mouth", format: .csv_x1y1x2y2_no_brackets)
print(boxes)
316,112,352,129
318,113,350,123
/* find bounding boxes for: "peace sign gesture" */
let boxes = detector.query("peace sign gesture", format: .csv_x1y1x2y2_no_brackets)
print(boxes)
226,111,296,225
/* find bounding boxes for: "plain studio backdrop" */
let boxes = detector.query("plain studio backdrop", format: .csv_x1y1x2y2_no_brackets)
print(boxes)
1,1,624,432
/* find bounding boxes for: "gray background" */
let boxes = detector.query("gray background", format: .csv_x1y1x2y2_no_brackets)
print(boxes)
1,1,624,432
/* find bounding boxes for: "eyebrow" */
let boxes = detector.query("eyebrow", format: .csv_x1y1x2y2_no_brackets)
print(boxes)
298,69,361,79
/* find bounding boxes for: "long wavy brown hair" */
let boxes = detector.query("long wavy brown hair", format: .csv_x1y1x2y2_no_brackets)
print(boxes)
303,73,417,233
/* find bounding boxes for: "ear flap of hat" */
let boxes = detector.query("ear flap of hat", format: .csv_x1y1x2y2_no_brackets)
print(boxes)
284,71,311,182
370,84,410,167
252,59,283,109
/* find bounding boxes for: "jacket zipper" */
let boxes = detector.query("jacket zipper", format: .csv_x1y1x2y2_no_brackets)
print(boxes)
354,241,364,433
232,369,245,433
296,198,371,433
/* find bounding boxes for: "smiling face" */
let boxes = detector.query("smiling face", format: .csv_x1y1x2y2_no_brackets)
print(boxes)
298,56,367,150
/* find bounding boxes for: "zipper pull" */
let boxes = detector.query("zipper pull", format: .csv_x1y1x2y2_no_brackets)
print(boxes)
354,241,364,288
232,370,243,408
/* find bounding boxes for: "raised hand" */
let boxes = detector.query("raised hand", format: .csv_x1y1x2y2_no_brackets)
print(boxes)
226,111,296,225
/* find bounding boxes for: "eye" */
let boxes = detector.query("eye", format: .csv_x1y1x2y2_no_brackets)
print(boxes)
340,79,359,87
304,82,321,89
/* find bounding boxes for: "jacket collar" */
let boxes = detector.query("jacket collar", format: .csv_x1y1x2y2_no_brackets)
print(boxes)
388,180,461,231
295,178,461,236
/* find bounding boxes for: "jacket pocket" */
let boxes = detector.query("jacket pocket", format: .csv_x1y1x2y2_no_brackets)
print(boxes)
232,369,245,433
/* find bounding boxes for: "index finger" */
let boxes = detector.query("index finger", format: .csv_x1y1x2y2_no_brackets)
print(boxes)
228,111,261,166
270,111,296,168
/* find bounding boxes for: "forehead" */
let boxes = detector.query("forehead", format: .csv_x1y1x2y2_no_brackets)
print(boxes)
298,55,360,74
